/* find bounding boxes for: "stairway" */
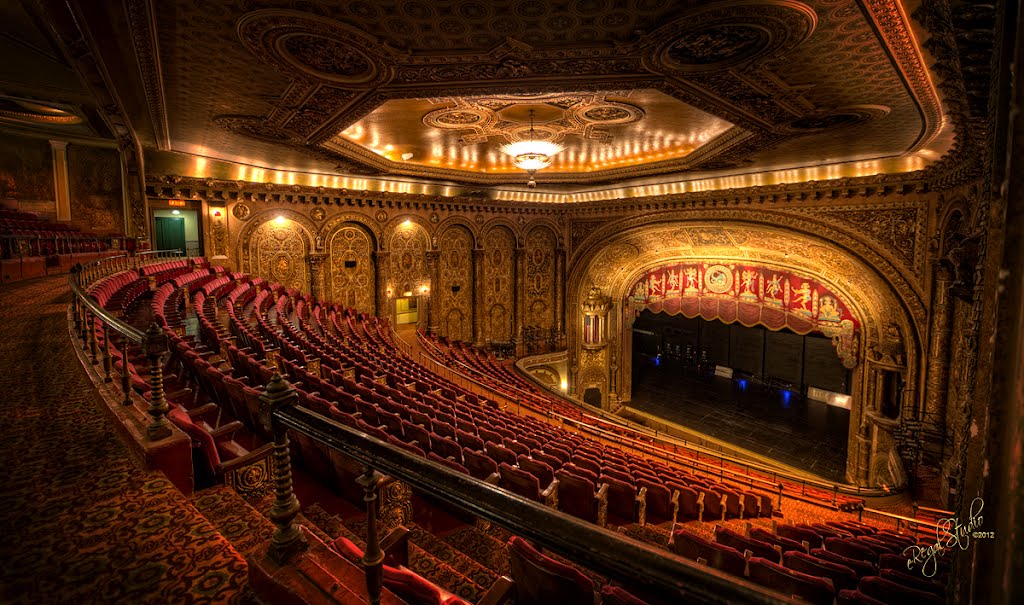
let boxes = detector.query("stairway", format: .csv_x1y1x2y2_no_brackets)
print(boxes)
302,504,500,603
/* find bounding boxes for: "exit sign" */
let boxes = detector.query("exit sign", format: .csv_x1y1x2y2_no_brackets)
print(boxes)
168,200,186,207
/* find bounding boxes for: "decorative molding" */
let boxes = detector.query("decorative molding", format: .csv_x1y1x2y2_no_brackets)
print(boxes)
124,0,171,150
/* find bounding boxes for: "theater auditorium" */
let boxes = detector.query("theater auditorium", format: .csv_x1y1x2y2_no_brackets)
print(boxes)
1,0,1021,603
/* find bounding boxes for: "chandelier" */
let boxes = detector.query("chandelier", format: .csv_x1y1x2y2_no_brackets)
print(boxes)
499,109,564,188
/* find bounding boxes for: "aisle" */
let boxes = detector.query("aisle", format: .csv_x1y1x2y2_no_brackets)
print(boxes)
0,276,252,604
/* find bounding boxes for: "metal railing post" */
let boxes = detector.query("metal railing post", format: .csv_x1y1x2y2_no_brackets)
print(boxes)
258,373,307,564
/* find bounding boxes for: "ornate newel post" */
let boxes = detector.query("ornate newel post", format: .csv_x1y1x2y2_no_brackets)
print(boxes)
258,373,308,564
357,469,386,605
142,323,172,440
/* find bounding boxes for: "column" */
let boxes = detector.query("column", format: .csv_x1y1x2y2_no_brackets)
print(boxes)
924,264,955,422
555,246,566,349
373,250,390,320
514,246,526,357
426,250,440,334
305,252,328,300
50,141,71,221
472,248,485,345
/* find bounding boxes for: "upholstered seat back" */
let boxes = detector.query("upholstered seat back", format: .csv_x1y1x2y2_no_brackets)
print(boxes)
555,469,596,522
715,526,780,563
498,462,541,501
517,455,554,487
507,536,594,605
600,475,637,523
670,530,746,577
747,556,835,605
462,448,497,480
784,550,858,592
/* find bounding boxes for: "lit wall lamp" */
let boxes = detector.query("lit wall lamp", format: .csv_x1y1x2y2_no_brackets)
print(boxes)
213,210,222,217
386,287,393,298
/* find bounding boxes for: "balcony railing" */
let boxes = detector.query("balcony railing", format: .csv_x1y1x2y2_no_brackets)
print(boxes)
259,372,795,604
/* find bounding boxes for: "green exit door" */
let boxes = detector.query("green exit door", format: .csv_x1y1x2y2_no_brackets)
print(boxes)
154,217,186,254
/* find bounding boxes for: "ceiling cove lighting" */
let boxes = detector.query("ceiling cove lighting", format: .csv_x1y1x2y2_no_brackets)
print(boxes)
499,109,564,188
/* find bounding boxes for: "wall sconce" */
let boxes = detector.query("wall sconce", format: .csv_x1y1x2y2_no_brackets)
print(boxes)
213,210,222,217
420,285,429,294
386,288,393,298
560,379,568,391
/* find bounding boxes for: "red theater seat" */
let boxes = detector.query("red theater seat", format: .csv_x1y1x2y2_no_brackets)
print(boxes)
669,530,746,577
506,536,594,605
747,557,835,605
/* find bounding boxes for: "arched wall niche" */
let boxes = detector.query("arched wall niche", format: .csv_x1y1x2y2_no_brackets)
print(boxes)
437,224,475,342
567,213,922,487
237,209,317,293
325,221,377,313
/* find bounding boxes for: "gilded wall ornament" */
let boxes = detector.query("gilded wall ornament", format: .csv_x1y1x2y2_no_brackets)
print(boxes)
375,210,388,223
310,206,327,221
232,203,252,220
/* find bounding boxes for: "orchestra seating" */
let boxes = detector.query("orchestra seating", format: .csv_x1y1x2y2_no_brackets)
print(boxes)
85,264,939,605
1,209,128,282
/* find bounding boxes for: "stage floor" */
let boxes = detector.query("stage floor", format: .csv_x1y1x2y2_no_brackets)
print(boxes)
629,357,849,482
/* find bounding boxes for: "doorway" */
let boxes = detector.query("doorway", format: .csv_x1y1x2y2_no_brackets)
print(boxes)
154,216,186,254
396,297,418,325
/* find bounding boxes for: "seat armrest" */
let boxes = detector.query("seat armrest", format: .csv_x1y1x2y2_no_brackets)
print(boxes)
541,478,559,508
209,420,244,440
219,443,273,473
186,402,219,419
636,486,648,527
380,525,410,567
670,489,681,527
595,483,609,528
476,576,514,605
484,472,500,485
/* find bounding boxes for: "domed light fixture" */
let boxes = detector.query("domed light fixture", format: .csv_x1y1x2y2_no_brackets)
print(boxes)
499,109,563,188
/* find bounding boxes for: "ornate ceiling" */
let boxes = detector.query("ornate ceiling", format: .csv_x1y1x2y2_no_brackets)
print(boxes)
4,0,958,195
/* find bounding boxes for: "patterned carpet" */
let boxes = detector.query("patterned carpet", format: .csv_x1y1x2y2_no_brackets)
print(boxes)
0,276,252,604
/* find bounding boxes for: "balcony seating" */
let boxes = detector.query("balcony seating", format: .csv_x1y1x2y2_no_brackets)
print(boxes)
809,549,877,578
333,534,472,605
836,589,887,605
878,569,944,597
776,524,824,550
714,526,780,564
635,479,673,526
750,528,806,554
499,462,556,503
507,536,594,605
600,475,638,525
668,530,746,577
517,455,555,487
600,585,651,605
463,448,498,481
746,557,835,605
782,551,858,592
167,404,272,488
554,468,608,524
824,537,879,562
857,576,943,605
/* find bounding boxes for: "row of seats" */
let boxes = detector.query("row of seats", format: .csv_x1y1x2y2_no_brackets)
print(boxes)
215,284,778,533
423,329,865,513
668,522,944,605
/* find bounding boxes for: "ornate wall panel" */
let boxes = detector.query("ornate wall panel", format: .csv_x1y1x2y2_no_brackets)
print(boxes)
246,218,309,293
388,223,429,294
0,134,54,216
483,225,516,342
525,226,557,332
327,223,375,312
437,225,474,342
68,145,124,234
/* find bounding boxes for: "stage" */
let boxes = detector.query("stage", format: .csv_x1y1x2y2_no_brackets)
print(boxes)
628,356,850,482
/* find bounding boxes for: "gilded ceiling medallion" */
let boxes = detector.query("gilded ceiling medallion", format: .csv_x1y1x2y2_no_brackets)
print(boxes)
421,93,644,146
647,1,817,73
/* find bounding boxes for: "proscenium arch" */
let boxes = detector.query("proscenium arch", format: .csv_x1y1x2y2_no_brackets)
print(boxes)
567,209,924,350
